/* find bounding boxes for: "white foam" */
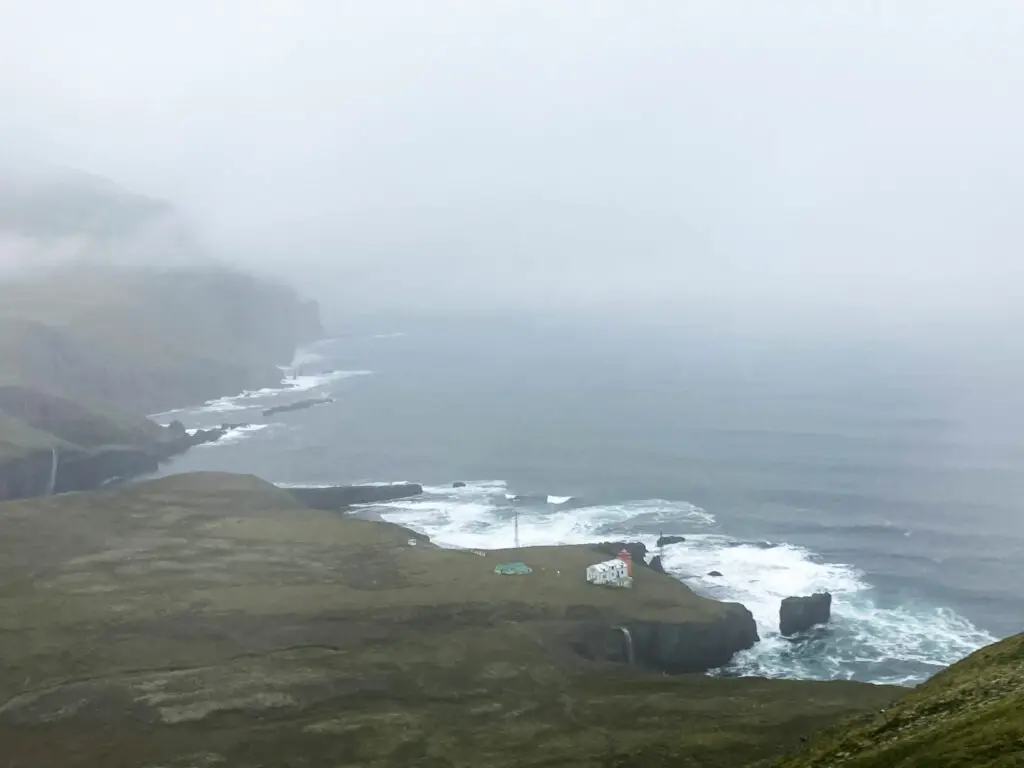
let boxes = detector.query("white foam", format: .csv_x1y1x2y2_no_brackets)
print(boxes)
547,495,573,505
379,483,714,551
155,369,373,421
657,537,997,684
372,332,407,339
283,369,372,395
372,480,996,685
197,423,274,447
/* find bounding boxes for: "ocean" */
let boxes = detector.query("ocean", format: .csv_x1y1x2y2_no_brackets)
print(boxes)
152,316,1023,686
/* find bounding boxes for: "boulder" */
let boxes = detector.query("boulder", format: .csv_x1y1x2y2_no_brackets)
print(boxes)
657,535,686,547
708,570,723,577
779,592,832,636
649,555,666,574
453,481,467,488
165,420,187,439
286,483,424,509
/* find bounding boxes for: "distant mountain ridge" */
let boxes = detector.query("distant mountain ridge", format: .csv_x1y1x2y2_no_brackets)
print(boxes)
0,166,322,498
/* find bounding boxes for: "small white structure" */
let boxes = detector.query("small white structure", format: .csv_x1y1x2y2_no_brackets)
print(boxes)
586,558,632,588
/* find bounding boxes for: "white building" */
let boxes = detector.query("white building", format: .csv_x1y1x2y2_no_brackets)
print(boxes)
586,558,632,588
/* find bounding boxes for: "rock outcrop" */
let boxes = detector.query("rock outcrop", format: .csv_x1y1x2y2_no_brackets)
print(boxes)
657,535,686,547
263,397,333,416
285,483,424,509
779,592,832,636
570,601,759,673
596,540,649,564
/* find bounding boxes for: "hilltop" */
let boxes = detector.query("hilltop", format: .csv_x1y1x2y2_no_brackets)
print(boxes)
0,472,900,767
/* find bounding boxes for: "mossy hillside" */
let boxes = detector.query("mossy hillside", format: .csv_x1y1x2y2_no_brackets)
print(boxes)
0,472,900,768
776,632,1024,767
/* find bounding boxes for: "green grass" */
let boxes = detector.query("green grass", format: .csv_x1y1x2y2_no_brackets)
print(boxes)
0,472,901,768
776,632,1024,767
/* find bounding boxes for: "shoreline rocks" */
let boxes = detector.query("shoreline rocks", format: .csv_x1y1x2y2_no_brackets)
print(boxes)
780,592,832,636
284,483,424,509
262,396,334,416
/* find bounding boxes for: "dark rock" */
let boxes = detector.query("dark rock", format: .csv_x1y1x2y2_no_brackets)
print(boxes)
285,483,424,510
571,602,759,673
595,541,648,565
779,592,832,636
152,423,243,461
263,397,333,417
53,447,160,493
657,535,686,547
649,555,666,574
452,481,467,488
708,570,724,577
165,420,187,439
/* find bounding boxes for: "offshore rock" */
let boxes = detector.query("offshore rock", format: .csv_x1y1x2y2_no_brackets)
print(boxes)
657,535,686,547
780,592,832,636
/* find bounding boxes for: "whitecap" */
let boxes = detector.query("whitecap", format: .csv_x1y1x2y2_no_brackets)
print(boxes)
547,495,573,505
196,423,274,447
658,536,997,684
370,480,995,685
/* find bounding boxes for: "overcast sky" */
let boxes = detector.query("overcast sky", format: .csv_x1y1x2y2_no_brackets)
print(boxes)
1,1,1022,335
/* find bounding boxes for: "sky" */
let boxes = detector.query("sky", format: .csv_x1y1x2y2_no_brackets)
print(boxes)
1,1,1023,337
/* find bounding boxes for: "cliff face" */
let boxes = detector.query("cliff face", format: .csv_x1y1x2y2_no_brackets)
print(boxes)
0,386,246,501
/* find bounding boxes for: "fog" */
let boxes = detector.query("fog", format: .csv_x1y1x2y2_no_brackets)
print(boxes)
1,1,1023,338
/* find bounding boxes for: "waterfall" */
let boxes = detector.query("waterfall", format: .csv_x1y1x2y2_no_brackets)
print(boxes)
45,448,58,496
615,626,634,665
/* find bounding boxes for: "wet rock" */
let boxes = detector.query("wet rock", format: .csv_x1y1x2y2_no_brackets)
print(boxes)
285,483,424,509
595,541,648,564
708,570,723,577
657,535,686,547
649,555,666,574
780,592,832,636
573,603,759,673
453,481,467,488
263,397,333,416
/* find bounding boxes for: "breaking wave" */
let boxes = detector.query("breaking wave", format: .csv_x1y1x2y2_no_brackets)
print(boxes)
372,480,996,685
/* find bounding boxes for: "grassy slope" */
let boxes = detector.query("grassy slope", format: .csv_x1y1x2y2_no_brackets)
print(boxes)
0,472,900,768
776,632,1024,767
